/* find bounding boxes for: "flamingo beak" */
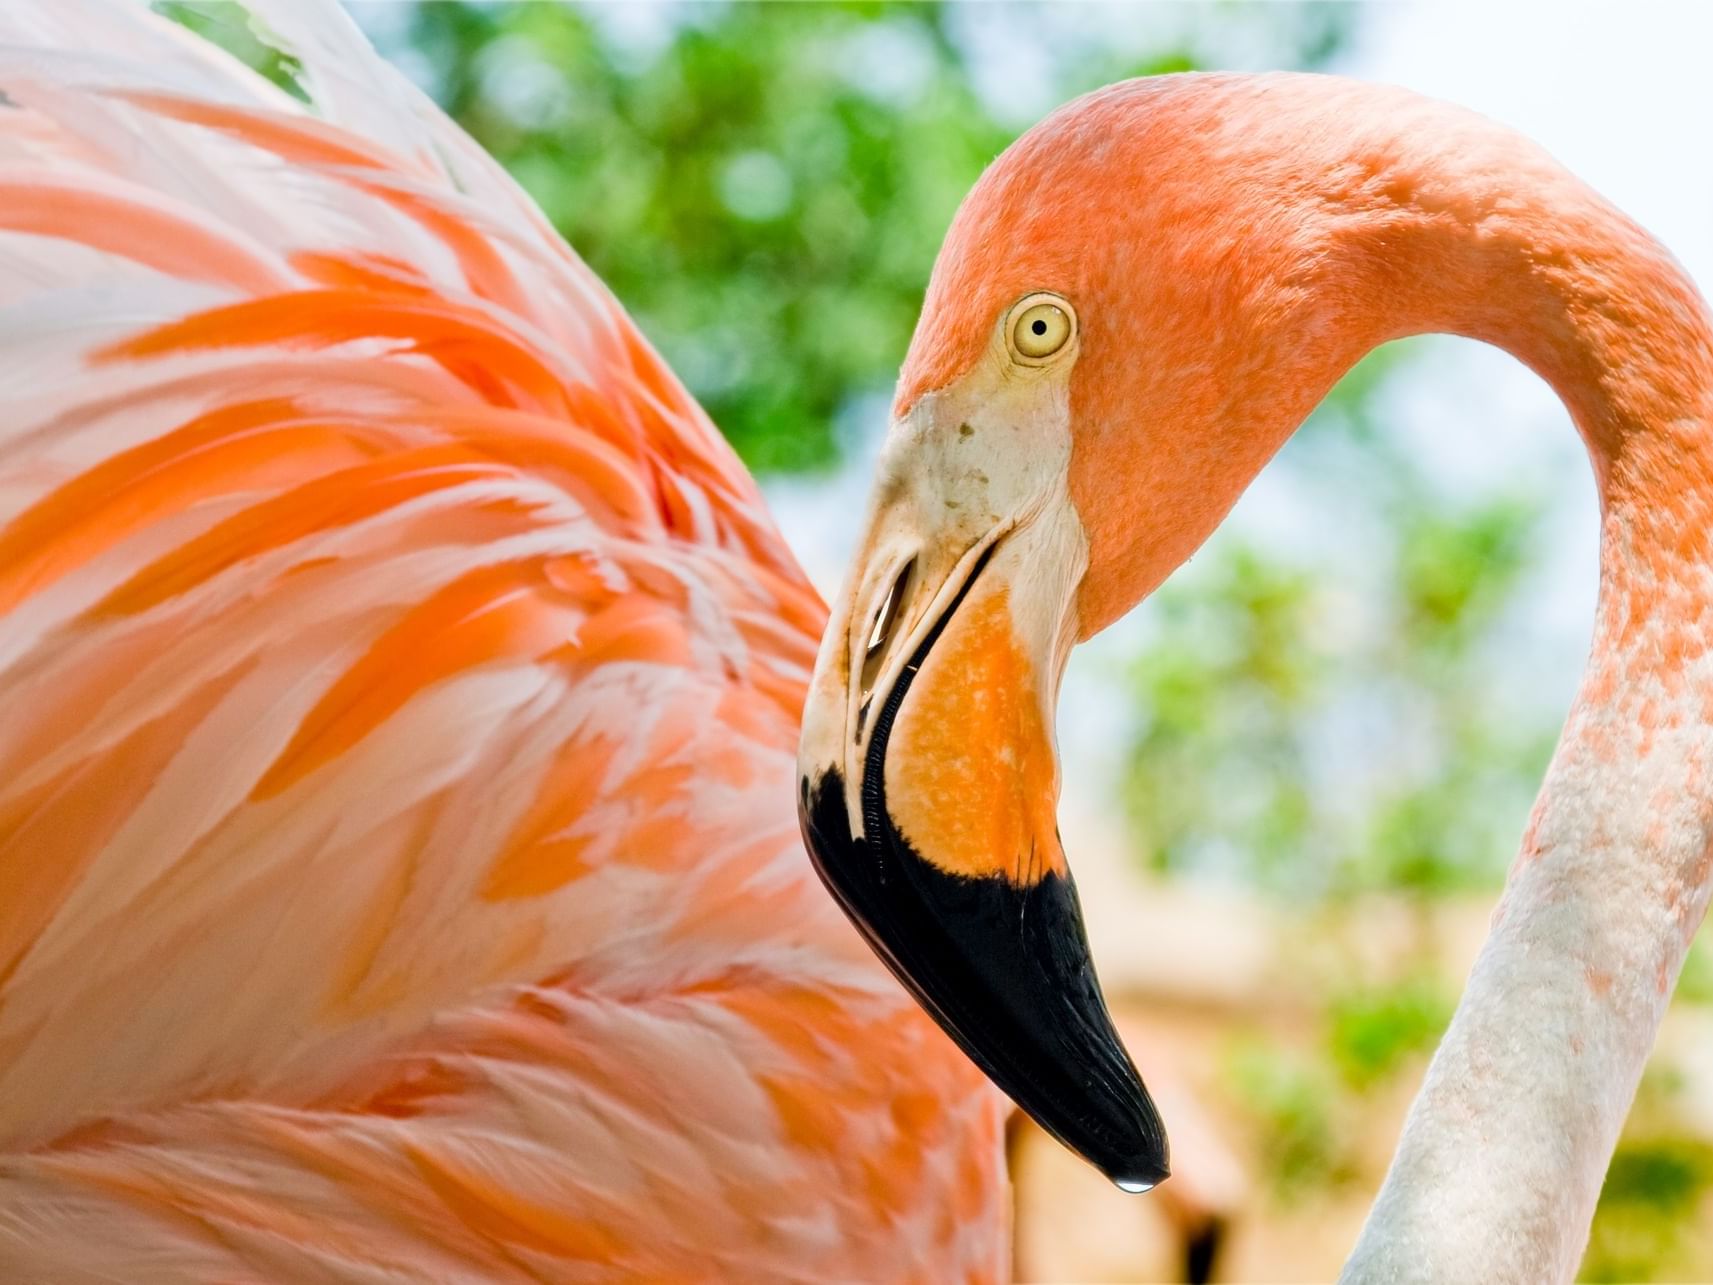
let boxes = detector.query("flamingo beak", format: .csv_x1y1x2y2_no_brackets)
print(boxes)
797,408,1169,1193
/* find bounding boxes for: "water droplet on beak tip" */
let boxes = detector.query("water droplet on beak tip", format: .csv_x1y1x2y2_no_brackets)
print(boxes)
1114,1177,1154,1194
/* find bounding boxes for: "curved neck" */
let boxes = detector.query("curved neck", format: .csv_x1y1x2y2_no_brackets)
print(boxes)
1329,124,1713,1282
1332,126,1713,503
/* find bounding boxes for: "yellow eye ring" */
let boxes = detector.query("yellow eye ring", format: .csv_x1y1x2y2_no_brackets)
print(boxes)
1006,294,1075,362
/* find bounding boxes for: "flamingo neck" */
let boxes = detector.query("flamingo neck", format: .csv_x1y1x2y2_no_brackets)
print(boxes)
1333,124,1713,1282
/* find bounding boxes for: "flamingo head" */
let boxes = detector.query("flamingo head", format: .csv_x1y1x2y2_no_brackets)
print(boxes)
797,73,1377,1190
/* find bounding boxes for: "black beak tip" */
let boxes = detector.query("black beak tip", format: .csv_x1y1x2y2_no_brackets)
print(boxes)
798,766,1173,1193
1042,1068,1171,1195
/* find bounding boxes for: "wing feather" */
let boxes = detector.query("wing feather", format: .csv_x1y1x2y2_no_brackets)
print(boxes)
0,0,818,1126
0,4,1008,1279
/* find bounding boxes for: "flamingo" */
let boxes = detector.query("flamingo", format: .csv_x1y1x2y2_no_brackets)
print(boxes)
798,70,1713,1281
0,2,1016,1280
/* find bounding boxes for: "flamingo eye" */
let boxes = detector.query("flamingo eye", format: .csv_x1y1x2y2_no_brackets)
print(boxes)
1007,296,1074,361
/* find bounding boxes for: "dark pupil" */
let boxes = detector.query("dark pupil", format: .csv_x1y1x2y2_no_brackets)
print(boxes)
1031,318,1047,335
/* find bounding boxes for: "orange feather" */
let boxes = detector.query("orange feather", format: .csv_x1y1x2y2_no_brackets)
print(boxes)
0,3,1008,1281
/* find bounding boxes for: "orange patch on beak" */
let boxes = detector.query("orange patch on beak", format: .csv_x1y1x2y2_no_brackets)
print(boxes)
882,585,1066,885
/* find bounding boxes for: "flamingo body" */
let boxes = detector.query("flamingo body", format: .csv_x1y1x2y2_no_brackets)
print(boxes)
0,3,1008,1280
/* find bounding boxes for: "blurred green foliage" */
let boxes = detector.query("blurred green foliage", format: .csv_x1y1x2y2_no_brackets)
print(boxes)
1120,491,1557,896
156,1,307,96
1120,344,1561,897
1224,970,1454,1201
1586,1140,1713,1282
1223,1037,1345,1196
1676,937,1713,1004
1324,972,1454,1088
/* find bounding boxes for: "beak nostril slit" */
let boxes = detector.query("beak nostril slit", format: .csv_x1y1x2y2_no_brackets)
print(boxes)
866,563,909,656
859,559,915,702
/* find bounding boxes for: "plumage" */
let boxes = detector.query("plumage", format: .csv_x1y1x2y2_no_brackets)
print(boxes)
0,3,1008,1280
